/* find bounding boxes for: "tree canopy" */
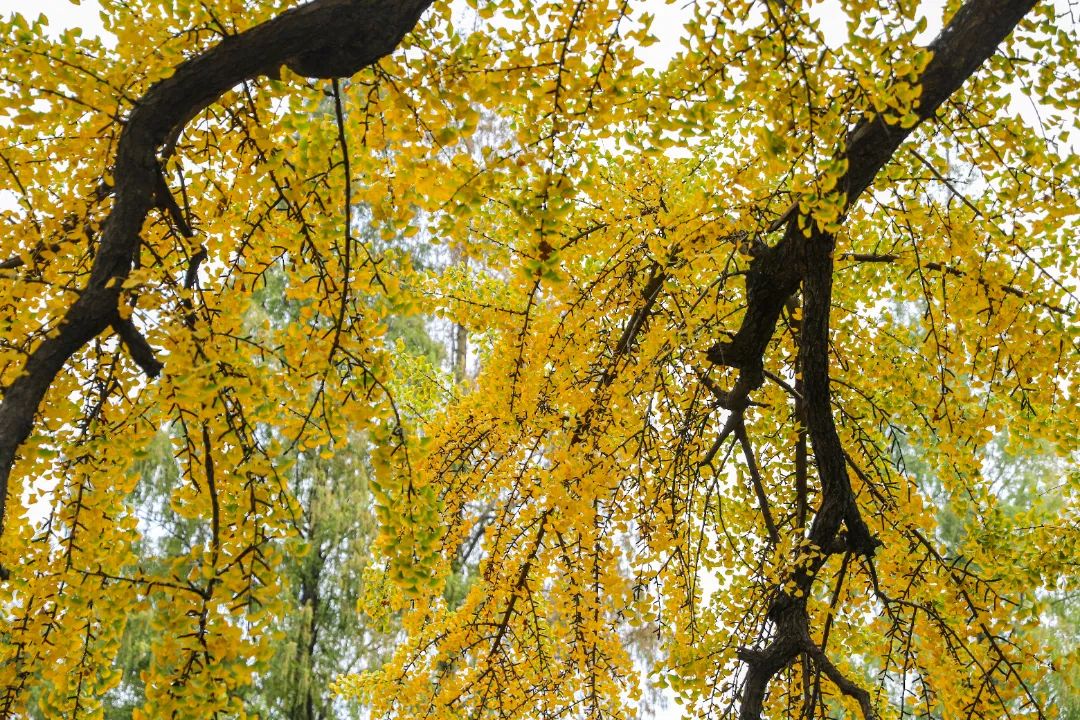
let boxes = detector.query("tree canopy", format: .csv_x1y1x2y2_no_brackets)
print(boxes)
1,0,1079,718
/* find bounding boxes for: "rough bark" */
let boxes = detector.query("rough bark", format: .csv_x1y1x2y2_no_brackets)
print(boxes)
702,1,1041,718
0,0,434,537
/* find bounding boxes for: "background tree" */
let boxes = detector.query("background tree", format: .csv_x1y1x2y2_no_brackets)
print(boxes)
84,219,455,720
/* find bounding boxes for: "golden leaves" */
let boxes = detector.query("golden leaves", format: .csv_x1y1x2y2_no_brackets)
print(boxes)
1,0,1079,719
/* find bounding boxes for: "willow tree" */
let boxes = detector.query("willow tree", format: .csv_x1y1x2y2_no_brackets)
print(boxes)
0,0,1077,718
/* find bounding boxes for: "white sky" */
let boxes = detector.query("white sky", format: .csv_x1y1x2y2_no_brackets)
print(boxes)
0,0,106,36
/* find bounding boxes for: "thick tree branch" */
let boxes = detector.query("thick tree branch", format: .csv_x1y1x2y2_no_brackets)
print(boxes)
707,0,1040,376
734,418,781,545
184,246,208,290
154,165,194,238
202,425,221,565
699,411,739,468
697,368,756,467
804,640,876,720
0,0,434,536
792,307,808,530
0,242,64,271
710,2,1041,718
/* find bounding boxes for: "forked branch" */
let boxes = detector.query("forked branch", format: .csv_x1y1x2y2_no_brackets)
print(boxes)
704,1,1041,717
804,640,876,720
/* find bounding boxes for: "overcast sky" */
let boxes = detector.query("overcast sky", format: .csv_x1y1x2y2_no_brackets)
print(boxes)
0,0,947,62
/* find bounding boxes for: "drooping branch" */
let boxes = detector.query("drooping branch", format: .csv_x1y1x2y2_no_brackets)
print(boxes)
702,1,1041,718
0,0,435,536
840,252,1070,314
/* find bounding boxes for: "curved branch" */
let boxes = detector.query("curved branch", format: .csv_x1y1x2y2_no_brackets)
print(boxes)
0,0,434,536
804,640,876,720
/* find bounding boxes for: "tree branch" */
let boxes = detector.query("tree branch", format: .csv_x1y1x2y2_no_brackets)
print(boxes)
112,318,163,378
154,164,194,238
792,305,808,530
707,0,1040,376
704,2,1041,717
0,242,64,271
840,252,1070,314
0,0,435,535
184,246,208,290
201,425,221,565
804,640,876,720
734,418,781,545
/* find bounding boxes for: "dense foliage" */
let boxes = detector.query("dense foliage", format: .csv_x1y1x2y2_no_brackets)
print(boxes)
1,0,1079,719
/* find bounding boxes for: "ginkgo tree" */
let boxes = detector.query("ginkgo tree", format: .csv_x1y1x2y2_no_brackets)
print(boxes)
1,0,1079,718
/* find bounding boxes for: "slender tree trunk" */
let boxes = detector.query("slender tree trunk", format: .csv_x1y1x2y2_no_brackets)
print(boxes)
452,248,468,385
